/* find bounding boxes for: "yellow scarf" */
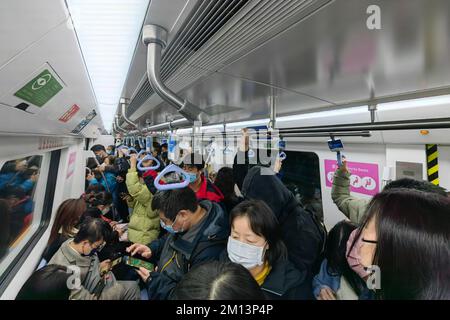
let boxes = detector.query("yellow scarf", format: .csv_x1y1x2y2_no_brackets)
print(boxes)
254,262,272,286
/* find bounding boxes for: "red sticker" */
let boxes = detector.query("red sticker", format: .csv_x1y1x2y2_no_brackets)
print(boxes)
59,104,80,123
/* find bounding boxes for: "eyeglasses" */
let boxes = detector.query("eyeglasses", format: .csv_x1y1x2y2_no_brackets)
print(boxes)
362,238,378,244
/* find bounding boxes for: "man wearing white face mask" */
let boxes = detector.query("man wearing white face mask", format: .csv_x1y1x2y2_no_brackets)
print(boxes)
126,187,229,300
225,200,313,300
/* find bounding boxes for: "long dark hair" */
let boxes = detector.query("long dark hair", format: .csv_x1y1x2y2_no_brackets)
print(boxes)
84,191,112,208
229,200,287,266
48,199,86,245
352,188,450,300
325,220,367,296
172,261,265,300
214,167,238,202
16,264,71,300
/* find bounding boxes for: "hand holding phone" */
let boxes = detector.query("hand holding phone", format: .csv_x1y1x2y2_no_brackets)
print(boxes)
123,256,154,271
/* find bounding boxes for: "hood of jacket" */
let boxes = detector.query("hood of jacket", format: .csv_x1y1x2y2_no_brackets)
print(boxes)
242,166,294,223
169,199,229,260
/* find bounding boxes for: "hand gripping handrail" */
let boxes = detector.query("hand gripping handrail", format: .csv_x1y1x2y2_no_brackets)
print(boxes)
118,146,136,155
137,155,160,171
138,137,145,149
154,164,190,190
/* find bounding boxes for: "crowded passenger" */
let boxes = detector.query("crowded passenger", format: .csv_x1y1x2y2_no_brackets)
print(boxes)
181,152,224,203
16,265,74,300
126,187,229,300
48,217,140,300
312,220,371,300
241,165,326,277
14,138,447,301
42,198,86,262
172,261,265,300
83,191,114,224
332,158,448,223
213,166,243,215
160,143,170,167
348,188,450,300
106,145,115,156
225,200,313,299
125,154,160,245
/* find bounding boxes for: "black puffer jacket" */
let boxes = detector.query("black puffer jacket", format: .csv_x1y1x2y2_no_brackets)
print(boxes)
242,166,326,276
261,257,313,300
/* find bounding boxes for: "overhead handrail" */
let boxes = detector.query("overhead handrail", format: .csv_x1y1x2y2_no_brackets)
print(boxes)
120,98,139,130
142,25,208,124
154,164,190,190
137,154,161,171
138,136,145,150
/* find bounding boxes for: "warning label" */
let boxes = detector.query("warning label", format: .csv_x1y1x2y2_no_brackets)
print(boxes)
59,104,80,123
14,69,63,107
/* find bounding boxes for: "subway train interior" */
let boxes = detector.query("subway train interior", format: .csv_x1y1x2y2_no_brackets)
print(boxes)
0,0,449,302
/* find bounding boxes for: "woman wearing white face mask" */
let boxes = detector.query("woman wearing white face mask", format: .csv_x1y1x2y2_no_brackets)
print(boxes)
226,200,313,300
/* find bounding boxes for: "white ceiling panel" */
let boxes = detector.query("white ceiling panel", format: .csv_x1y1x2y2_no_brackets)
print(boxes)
0,0,68,68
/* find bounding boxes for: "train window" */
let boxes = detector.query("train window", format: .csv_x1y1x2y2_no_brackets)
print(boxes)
279,151,323,221
0,153,50,283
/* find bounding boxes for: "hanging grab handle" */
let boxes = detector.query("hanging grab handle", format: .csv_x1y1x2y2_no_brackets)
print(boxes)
278,151,287,161
137,155,161,171
154,164,190,190
146,136,153,152
118,145,130,156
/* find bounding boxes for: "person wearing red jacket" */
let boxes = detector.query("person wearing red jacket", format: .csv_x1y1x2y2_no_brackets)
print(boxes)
181,153,224,203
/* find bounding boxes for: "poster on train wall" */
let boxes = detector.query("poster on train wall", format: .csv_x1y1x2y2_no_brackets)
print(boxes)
66,152,77,179
324,159,379,196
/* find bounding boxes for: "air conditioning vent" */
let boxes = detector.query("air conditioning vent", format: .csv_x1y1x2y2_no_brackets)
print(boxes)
127,0,250,117
127,0,331,121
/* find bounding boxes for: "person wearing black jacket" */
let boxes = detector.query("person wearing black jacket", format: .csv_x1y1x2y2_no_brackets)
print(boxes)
240,165,326,278
232,130,325,277
224,200,313,299
126,188,229,300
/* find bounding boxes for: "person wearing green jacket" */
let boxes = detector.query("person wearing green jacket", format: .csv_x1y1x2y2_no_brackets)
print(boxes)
125,154,160,245
331,160,371,224
331,158,448,224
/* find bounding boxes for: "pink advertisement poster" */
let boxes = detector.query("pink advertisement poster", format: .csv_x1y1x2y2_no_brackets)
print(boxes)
66,152,77,179
325,159,380,196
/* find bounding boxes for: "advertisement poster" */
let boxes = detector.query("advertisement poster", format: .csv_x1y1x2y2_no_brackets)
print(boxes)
325,159,379,196
66,152,77,179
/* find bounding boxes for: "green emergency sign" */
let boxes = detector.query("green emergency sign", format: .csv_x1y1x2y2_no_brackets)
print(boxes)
14,69,63,107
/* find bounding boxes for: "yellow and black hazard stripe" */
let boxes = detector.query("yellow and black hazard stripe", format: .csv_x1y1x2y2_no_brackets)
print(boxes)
426,144,439,185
